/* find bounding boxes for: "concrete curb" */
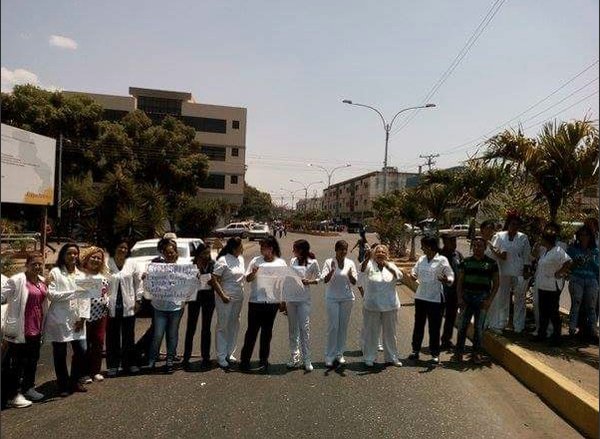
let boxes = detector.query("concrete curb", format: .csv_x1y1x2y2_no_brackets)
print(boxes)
396,266,599,439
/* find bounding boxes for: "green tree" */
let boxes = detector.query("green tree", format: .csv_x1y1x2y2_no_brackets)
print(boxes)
176,197,230,238
237,184,273,221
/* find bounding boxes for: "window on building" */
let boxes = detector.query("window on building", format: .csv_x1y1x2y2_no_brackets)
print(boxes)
199,174,225,190
231,175,239,184
231,147,239,157
103,109,130,121
201,146,226,161
232,120,240,129
181,116,227,134
137,96,182,116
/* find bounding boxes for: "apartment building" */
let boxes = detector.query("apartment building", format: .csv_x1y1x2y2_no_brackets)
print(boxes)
323,168,419,221
296,196,324,212
64,87,247,206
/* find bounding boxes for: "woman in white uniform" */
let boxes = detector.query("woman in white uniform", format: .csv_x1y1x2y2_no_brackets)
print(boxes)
212,237,245,369
360,244,403,367
286,239,320,372
321,240,358,368
45,244,89,396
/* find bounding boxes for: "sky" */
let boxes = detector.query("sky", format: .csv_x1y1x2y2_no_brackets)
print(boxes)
2,0,599,207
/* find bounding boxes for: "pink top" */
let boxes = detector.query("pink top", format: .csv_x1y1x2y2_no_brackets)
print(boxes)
24,280,47,337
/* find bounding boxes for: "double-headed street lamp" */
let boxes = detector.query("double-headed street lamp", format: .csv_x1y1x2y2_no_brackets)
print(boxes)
342,99,436,194
280,188,305,210
307,163,351,188
289,179,324,200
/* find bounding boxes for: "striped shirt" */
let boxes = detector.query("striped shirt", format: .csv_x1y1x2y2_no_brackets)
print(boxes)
459,255,498,297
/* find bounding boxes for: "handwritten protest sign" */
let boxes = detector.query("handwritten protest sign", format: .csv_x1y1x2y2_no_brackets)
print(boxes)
75,277,103,299
254,266,307,302
145,263,199,302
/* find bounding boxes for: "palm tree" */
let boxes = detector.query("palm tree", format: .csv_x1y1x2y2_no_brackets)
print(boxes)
483,118,598,221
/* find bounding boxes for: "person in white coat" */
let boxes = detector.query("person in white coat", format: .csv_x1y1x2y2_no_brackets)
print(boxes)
212,237,245,369
321,240,358,368
286,239,320,372
360,245,403,367
45,244,89,396
106,238,143,377
486,214,532,334
1,253,48,408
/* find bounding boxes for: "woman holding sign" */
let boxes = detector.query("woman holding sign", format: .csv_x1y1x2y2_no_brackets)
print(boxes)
409,236,454,365
45,244,89,395
360,245,403,367
286,239,319,372
321,240,358,368
213,237,246,369
80,247,110,382
240,235,287,372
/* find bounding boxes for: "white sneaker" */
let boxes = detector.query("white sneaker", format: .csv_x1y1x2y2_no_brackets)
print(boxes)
337,356,346,365
431,356,440,365
23,388,44,401
304,361,313,372
364,360,374,367
9,393,32,408
93,374,104,382
377,345,384,352
226,356,237,363
391,359,403,367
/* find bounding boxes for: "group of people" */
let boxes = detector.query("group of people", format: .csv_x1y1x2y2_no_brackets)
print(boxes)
1,212,598,411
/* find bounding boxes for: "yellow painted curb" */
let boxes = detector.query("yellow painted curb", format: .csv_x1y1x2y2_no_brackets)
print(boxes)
398,269,599,439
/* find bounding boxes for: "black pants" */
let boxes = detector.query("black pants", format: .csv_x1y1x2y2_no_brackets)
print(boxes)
135,301,154,365
539,289,561,341
106,315,136,370
184,291,216,362
240,303,279,364
412,299,443,357
52,339,87,391
441,289,458,345
4,336,42,398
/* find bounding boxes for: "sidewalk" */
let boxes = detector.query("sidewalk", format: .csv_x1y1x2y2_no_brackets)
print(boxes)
394,259,599,439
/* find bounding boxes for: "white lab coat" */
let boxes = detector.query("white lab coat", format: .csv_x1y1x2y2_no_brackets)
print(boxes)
44,266,89,342
107,257,143,317
1,272,48,344
1,274,8,332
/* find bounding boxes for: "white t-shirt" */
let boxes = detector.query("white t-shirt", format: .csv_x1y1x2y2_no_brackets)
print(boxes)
246,256,287,303
411,254,454,303
535,246,572,291
321,258,357,302
362,260,403,312
493,231,531,277
289,257,320,302
213,254,246,301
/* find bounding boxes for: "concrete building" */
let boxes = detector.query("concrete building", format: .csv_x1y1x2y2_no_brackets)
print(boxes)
64,87,247,206
296,196,324,212
323,168,419,221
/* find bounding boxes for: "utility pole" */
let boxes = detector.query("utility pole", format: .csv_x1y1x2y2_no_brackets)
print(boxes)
419,153,439,171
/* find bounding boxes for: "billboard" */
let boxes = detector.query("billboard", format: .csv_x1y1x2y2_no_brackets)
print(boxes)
1,124,56,205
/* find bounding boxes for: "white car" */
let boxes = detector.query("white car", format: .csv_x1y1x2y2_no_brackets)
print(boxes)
439,224,470,238
212,222,251,239
248,224,271,241
129,238,205,266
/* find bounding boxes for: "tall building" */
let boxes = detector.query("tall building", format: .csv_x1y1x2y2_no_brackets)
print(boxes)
64,87,247,206
323,168,419,221
296,196,323,212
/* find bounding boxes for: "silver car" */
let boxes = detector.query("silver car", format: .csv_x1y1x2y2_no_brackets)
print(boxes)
248,224,271,241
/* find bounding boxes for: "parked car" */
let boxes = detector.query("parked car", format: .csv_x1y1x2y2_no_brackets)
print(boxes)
129,238,205,267
248,223,271,241
212,222,251,239
439,224,470,238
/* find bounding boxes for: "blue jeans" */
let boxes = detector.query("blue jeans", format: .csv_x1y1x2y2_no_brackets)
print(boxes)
568,277,599,334
149,309,184,365
456,294,488,354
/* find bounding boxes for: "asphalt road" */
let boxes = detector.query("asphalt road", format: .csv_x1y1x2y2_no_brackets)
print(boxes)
0,232,582,438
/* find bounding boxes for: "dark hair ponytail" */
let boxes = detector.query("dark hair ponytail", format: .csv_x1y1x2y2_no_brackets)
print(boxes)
218,237,243,259
293,239,314,265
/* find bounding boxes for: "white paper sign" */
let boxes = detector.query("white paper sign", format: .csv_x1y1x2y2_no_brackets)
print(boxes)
145,263,199,302
254,266,307,302
75,277,103,299
198,273,212,290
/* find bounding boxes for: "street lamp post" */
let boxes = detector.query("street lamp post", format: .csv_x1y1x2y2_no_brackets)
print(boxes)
307,163,351,218
280,188,304,210
342,100,436,194
289,179,324,200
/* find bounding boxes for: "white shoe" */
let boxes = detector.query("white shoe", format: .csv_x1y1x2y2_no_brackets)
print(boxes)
364,360,374,367
226,356,237,363
81,376,93,384
337,356,346,365
304,361,314,372
325,360,334,368
377,345,384,352
431,356,440,365
23,388,44,401
93,374,104,382
9,393,32,408
391,359,403,367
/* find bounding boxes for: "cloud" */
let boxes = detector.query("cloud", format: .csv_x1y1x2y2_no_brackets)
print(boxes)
49,34,78,50
1,67,39,92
